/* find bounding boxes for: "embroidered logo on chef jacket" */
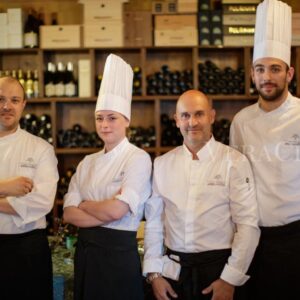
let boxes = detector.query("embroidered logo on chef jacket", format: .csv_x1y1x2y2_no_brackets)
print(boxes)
112,171,125,183
284,134,300,146
207,174,225,186
20,157,37,169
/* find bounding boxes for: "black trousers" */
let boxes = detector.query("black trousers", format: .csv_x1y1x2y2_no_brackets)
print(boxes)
146,248,247,300
240,219,300,300
74,226,144,300
0,229,53,300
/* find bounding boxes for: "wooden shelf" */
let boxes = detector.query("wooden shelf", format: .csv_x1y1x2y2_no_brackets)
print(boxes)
56,148,100,155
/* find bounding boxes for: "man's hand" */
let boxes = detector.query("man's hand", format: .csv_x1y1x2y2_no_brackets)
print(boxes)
151,277,178,300
202,279,235,300
0,177,33,197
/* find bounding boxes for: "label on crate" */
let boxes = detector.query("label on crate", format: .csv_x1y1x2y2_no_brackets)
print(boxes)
223,25,255,35
223,4,257,14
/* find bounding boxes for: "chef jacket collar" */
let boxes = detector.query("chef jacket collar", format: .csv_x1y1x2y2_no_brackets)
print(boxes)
100,137,129,159
0,125,21,142
182,135,217,162
257,92,293,115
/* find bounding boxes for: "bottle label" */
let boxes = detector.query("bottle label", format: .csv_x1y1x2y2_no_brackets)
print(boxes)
65,82,76,97
55,83,65,97
45,83,55,97
24,32,38,47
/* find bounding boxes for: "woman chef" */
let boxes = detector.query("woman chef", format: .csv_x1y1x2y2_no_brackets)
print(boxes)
63,54,152,300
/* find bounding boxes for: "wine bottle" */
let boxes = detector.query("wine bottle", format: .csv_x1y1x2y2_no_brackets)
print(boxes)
44,63,56,97
25,70,34,99
54,62,65,97
65,62,77,97
24,9,38,48
51,12,58,25
17,69,25,88
33,69,39,98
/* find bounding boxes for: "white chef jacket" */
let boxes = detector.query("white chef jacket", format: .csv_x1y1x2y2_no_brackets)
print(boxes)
230,93,300,226
0,127,59,234
63,137,152,232
143,137,260,286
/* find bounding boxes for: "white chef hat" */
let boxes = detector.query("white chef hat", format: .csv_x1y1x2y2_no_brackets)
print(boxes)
96,54,133,120
253,0,292,66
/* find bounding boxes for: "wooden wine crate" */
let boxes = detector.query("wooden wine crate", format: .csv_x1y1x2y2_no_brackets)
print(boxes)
83,23,123,47
82,0,124,24
155,14,197,30
40,25,81,49
154,28,198,46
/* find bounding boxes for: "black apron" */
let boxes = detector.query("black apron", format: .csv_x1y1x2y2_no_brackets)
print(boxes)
145,248,247,300
165,248,232,300
244,219,300,300
74,226,144,300
0,229,53,300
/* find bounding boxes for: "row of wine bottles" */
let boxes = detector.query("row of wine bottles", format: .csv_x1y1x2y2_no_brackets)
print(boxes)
147,65,193,96
4,63,288,99
198,61,245,95
20,113,52,144
44,62,77,97
128,126,156,148
0,69,39,99
58,124,156,149
57,125,103,148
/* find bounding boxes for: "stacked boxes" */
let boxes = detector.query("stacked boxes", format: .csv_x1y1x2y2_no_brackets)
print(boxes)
0,8,24,49
40,25,81,49
154,14,198,46
124,11,153,47
81,0,125,47
222,0,259,46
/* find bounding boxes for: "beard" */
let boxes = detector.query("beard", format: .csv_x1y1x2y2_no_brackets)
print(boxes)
256,82,286,102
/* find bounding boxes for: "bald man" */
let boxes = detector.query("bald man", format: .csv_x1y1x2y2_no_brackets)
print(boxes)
0,76,58,300
143,90,260,300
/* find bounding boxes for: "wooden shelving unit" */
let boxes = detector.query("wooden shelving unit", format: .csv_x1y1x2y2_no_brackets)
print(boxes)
2,45,299,230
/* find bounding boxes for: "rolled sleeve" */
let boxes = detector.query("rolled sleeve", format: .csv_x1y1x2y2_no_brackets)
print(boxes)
63,192,82,208
117,152,152,216
115,188,139,216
